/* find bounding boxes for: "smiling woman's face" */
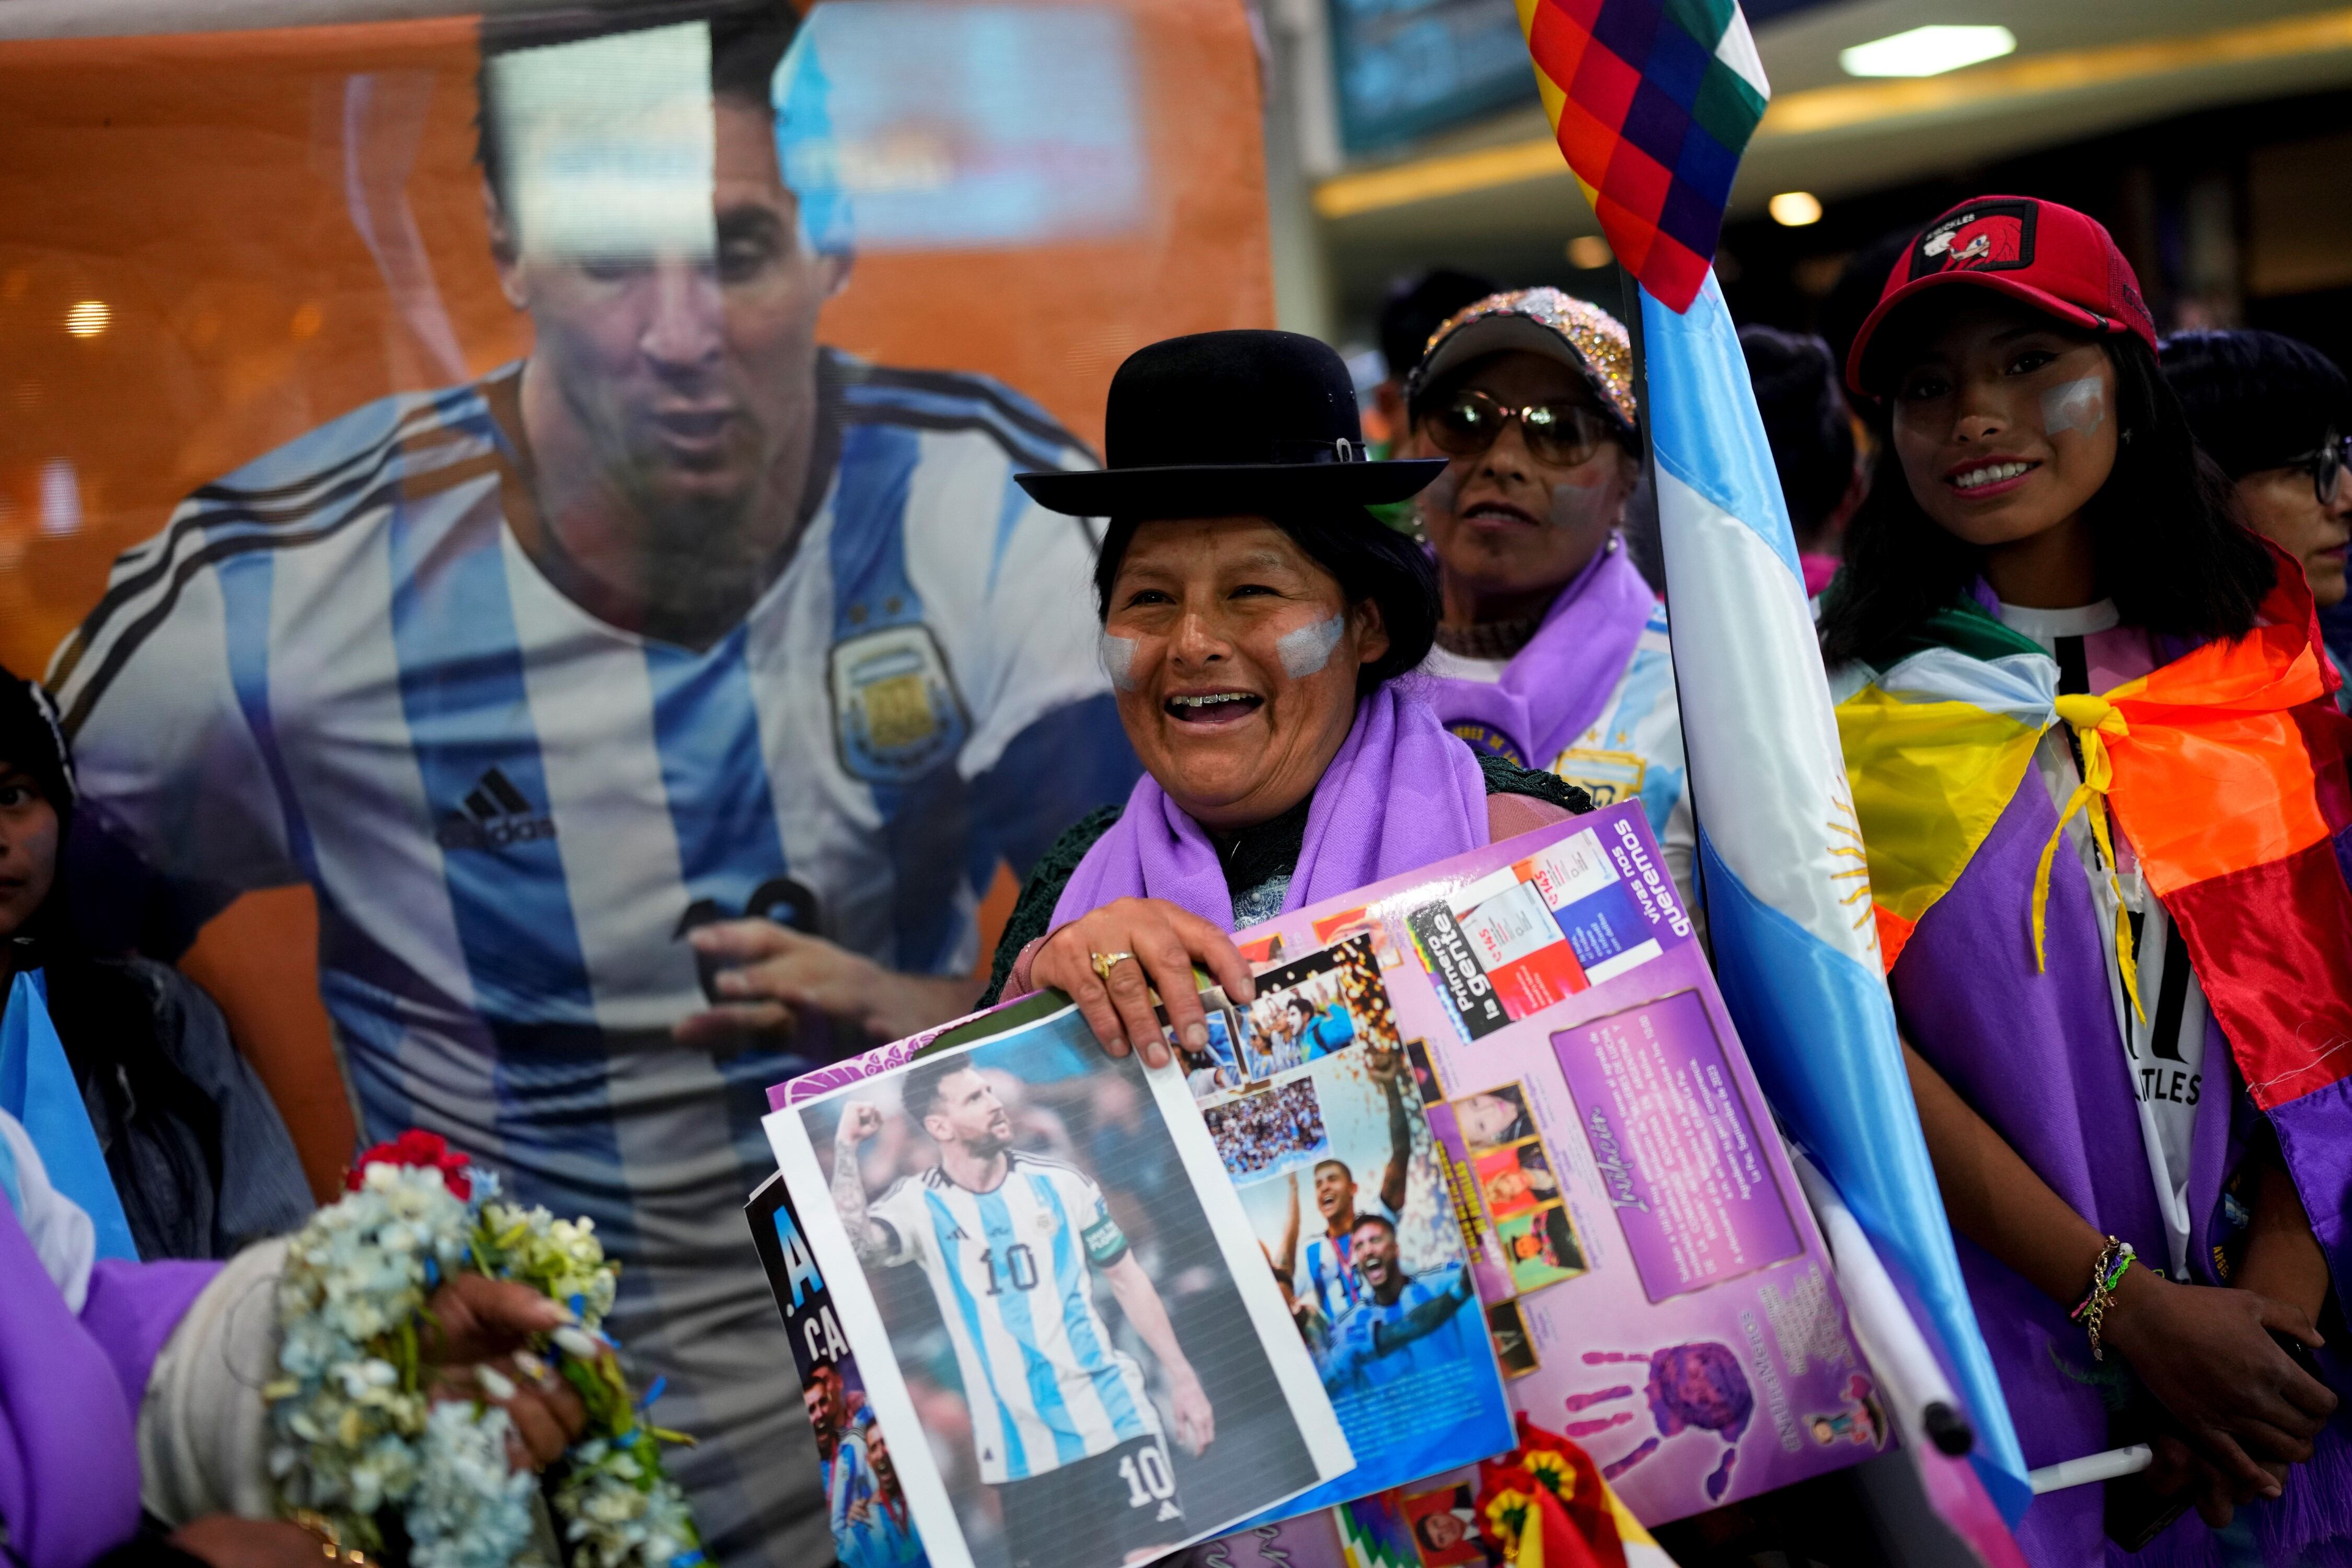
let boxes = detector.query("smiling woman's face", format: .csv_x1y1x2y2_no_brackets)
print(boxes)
1103,516,1387,834
1887,296,2118,555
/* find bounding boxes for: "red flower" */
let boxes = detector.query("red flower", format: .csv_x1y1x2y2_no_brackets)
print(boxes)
347,1128,474,1200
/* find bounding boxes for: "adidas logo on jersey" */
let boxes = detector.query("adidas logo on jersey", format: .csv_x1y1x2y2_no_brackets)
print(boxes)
435,767,558,850
1156,1501,1181,1522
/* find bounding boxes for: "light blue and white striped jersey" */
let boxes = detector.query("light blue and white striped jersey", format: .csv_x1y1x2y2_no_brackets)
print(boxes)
829,1432,921,1568
1422,602,1697,914
1299,1194,1395,1328
1321,1265,1478,1393
869,1152,1158,1483
48,351,1136,1566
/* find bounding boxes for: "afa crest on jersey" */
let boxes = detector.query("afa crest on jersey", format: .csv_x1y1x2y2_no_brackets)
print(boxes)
1552,747,1646,809
829,622,972,785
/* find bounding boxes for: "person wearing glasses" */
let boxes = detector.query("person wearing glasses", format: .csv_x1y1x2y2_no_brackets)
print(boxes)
1400,290,1692,908
2160,330,2352,708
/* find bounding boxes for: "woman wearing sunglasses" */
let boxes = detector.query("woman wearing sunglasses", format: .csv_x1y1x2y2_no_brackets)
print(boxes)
1402,290,1695,910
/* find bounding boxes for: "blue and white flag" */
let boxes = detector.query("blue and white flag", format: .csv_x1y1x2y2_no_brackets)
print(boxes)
1641,273,2030,1520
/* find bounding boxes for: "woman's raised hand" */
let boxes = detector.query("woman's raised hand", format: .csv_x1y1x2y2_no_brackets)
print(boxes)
1030,897,1256,1067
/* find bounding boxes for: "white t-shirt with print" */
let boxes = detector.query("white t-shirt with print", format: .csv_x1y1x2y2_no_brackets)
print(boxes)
1997,598,2208,1279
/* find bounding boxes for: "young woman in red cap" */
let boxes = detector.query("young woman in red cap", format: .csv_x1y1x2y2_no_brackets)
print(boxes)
1824,195,2351,1565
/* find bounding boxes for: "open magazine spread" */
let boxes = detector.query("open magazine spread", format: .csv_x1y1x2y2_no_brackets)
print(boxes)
763,1002,1355,1568
759,801,1880,1560
1211,803,1881,1530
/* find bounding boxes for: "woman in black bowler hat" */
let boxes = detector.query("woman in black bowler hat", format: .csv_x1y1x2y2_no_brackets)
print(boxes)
979,329,1590,1055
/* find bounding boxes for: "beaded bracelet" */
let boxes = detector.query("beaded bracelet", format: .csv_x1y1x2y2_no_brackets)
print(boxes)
2068,1236,2136,1361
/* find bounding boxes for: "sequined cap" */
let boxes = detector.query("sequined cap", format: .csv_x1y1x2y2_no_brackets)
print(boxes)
1405,286,1639,435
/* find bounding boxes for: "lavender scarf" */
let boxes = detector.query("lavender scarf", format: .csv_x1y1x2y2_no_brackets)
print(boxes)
1419,537,1656,769
1051,683,1490,932
0,1196,216,1567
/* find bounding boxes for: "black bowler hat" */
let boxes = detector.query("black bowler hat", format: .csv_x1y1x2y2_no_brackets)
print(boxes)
1016,330,1446,518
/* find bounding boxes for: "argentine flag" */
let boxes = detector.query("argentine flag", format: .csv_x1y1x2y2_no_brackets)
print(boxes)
1642,274,2031,1520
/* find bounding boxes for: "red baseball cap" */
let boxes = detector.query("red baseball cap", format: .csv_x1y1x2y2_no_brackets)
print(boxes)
1844,194,2157,396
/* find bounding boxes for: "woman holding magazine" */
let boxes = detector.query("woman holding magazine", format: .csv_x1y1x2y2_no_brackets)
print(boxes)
1824,195,2349,1564
978,328,1587,1057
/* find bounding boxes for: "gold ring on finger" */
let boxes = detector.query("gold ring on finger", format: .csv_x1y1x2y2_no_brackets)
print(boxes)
1090,950,1137,983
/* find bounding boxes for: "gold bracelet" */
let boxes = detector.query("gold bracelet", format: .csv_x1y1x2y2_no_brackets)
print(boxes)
286,1511,376,1568
2067,1236,2136,1362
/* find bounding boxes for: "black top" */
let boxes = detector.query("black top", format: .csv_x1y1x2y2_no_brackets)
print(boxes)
978,755,1590,1005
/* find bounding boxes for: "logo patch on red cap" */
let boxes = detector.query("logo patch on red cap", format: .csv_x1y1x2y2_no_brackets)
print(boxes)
1910,200,2037,279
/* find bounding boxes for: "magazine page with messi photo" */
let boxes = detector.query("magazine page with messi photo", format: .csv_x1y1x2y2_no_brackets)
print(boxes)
765,1005,1352,1568
1166,932,1513,1522
1205,804,1882,1530
747,1172,930,1568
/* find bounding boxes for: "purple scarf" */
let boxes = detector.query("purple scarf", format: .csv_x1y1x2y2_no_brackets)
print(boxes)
0,1196,216,1567
1419,538,1656,768
1052,683,1490,932
1892,773,2352,1568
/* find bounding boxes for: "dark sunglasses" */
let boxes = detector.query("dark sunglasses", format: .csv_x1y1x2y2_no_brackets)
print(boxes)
2285,432,2351,505
1425,389,1613,468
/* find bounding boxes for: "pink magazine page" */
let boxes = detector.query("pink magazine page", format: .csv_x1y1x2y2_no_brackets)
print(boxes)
1221,803,1884,1528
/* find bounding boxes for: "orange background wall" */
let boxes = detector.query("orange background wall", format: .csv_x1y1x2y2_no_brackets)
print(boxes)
0,1,1273,1194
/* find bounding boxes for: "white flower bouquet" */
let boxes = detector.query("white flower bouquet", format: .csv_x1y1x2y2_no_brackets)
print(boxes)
265,1131,699,1568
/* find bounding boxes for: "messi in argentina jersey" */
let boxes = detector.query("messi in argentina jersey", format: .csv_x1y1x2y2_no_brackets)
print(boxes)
868,1154,1160,1484
48,351,1136,1564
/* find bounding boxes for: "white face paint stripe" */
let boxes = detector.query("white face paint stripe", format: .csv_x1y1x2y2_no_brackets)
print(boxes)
2042,376,2106,438
1099,631,1139,691
1276,614,1346,678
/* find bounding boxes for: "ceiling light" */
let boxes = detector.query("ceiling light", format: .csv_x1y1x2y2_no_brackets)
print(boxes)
1566,235,1612,270
64,299,109,338
1769,191,1823,227
1839,25,2016,78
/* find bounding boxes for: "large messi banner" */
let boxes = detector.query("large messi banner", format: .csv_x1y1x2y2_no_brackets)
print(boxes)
0,5,1272,1562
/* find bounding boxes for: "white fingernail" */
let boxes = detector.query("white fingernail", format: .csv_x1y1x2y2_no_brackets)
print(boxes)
477,1366,517,1401
552,1326,600,1358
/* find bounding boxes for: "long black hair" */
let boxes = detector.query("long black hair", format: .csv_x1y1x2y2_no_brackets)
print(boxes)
1818,329,2273,667
2160,328,2352,480
1093,510,1440,695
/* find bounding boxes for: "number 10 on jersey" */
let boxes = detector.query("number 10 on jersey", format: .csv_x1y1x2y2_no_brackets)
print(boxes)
978,1242,1039,1295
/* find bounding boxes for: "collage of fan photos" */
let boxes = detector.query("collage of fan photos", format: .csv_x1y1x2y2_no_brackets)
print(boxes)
1167,930,1512,1512
766,1004,1349,1568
